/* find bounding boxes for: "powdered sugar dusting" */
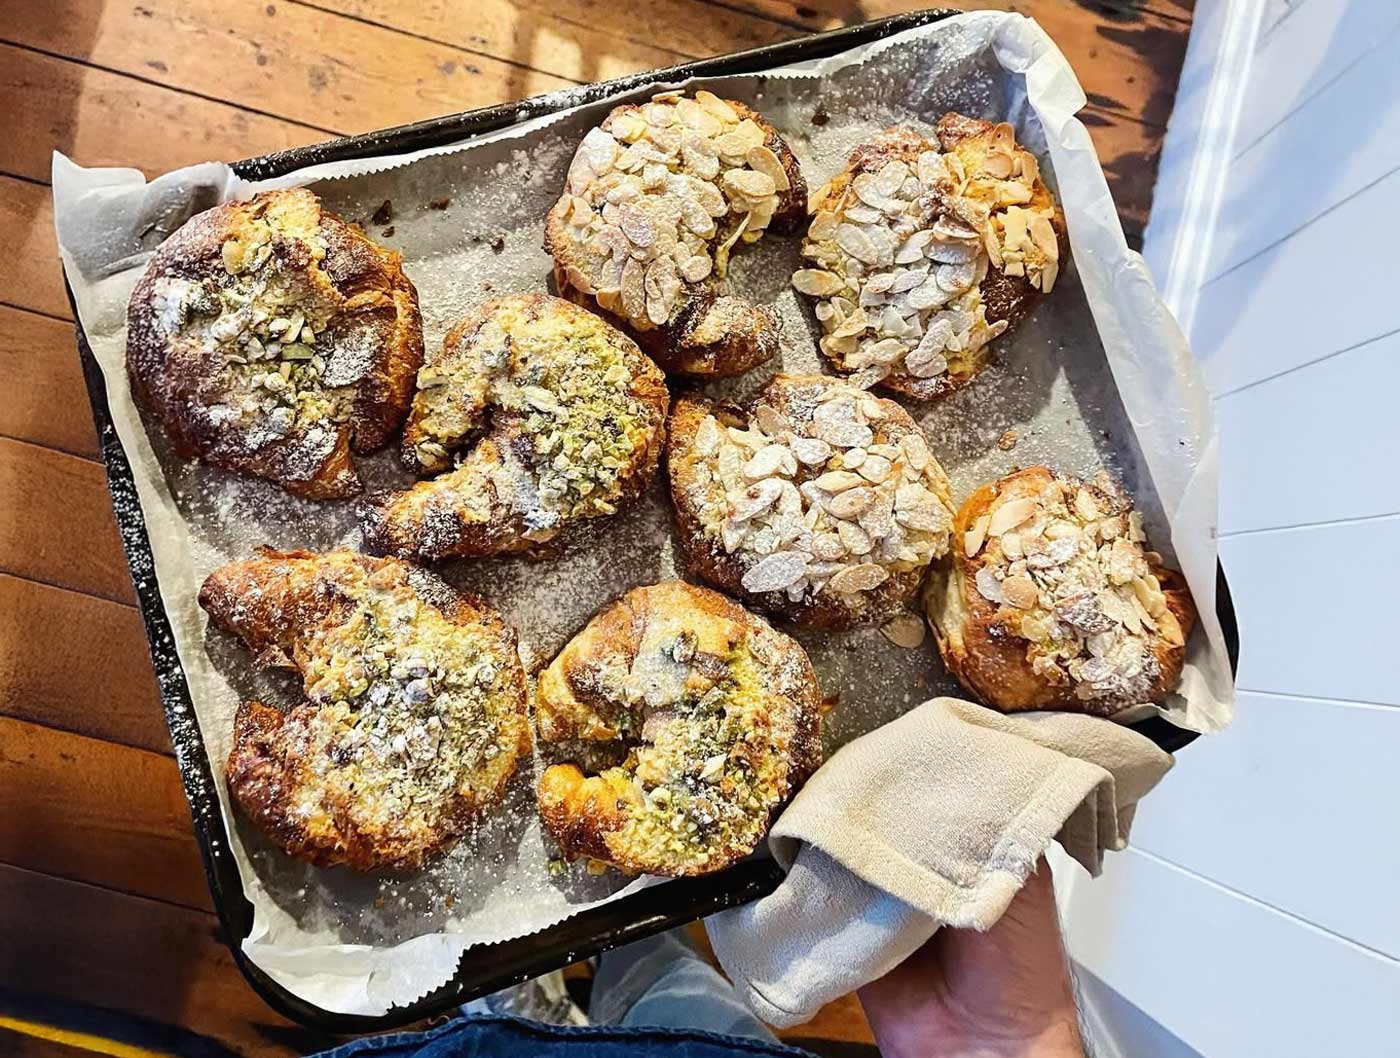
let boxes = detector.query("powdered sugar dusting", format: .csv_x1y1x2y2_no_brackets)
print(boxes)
64,14,1190,1014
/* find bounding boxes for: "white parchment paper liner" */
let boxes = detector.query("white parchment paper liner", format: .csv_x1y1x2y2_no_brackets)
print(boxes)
52,11,1233,1016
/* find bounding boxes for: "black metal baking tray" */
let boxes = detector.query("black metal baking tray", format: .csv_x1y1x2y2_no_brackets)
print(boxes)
69,7,1241,1035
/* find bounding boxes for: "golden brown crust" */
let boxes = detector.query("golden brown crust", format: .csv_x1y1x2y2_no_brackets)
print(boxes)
535,581,822,876
202,548,530,870
361,294,669,561
924,468,1197,716
545,92,806,379
793,116,1065,402
126,188,423,499
666,375,954,629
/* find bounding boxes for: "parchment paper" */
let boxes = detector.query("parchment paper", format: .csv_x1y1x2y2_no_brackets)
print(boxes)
52,11,1234,1016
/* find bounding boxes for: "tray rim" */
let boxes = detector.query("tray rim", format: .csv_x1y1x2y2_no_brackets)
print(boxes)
67,6,1240,1035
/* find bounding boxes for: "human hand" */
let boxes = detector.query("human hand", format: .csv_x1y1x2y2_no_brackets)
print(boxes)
856,858,1085,1058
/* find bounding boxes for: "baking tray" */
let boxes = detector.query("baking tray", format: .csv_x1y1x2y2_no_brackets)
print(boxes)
67,7,1241,1034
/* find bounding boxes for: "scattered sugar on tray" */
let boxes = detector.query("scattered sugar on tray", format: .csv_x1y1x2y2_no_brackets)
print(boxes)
107,26,1176,964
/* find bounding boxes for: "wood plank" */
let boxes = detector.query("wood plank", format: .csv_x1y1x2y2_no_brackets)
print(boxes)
678,0,1187,127
0,42,324,183
1061,847,1400,1058
1219,516,1400,706
0,436,136,606
301,0,690,82
0,716,209,911
0,862,333,1058
1217,329,1400,534
1132,692,1400,959
0,0,572,143
0,573,169,754
0,308,97,459
0,177,68,320
2,9,1163,235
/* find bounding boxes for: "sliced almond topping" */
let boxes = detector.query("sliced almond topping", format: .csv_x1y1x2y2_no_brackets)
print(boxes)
988,496,1036,536
741,551,809,593
788,435,833,466
964,514,990,557
829,563,889,594
792,269,845,297
881,613,927,649
742,444,792,481
813,470,865,492
975,567,1004,604
730,478,784,521
811,532,847,561
1001,575,1039,609
828,486,876,519
838,520,873,555
836,223,879,265
745,145,791,192
1074,488,1099,522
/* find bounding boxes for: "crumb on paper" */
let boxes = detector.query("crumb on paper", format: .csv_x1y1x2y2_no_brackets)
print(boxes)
382,225,395,237
998,429,1017,451
428,196,451,210
490,235,506,253
371,199,393,226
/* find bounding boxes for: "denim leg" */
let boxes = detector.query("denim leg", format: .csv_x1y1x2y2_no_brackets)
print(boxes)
590,928,779,1043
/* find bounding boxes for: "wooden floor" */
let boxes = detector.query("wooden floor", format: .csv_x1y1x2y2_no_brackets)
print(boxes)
0,1,1192,1054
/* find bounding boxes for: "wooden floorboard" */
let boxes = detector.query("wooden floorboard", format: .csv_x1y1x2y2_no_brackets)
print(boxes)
0,307,97,459
0,862,336,1058
291,0,691,81
0,178,68,321
0,716,210,911
0,0,1193,1048
3,0,573,138
0,572,170,754
0,436,137,607
0,41,329,184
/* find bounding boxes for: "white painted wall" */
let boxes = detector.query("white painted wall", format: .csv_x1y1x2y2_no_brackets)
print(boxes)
1055,2,1400,1054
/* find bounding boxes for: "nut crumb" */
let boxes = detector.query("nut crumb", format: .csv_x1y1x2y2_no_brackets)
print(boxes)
381,225,395,237
490,235,506,253
998,429,1018,451
370,199,393,226
428,196,451,210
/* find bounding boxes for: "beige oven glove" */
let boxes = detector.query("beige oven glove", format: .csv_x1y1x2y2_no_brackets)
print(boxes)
705,696,1172,1028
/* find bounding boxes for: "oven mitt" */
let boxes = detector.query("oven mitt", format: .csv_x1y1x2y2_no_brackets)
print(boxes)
705,696,1172,1028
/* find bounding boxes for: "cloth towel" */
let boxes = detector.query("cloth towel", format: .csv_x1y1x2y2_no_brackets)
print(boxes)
706,697,1173,1028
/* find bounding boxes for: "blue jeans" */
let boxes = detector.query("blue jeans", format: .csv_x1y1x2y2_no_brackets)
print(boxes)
311,929,812,1058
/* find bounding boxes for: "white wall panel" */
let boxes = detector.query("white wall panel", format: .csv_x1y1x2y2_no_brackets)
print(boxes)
1235,0,1400,150
1130,692,1400,957
1213,20,1400,276
1216,327,1400,533
1219,515,1400,704
1061,848,1400,1058
1190,167,1400,394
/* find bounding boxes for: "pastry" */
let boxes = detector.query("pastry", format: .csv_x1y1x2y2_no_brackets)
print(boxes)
792,114,1065,399
924,467,1196,715
667,374,955,628
200,548,530,870
536,581,822,876
545,90,806,377
127,188,423,498
363,294,669,560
